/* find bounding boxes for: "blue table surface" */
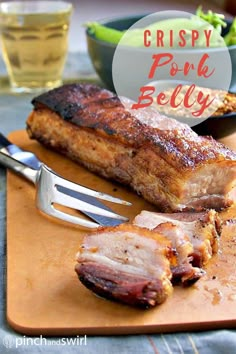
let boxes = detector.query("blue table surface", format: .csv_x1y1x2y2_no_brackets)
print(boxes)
0,53,235,354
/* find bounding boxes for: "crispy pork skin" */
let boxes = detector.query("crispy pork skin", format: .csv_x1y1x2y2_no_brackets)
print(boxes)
134,210,221,269
26,84,236,212
75,224,173,308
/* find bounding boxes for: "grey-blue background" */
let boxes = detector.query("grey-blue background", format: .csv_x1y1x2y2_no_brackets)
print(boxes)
0,53,235,354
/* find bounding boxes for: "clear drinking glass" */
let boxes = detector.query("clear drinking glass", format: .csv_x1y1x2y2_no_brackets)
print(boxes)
0,1,73,93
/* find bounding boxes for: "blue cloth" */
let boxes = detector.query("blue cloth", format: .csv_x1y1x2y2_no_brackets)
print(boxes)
0,53,235,354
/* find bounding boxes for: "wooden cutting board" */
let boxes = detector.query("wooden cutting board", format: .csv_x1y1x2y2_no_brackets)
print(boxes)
7,130,236,335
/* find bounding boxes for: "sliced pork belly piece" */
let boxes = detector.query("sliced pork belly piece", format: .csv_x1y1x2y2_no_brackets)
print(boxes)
75,224,173,308
26,84,236,213
221,219,236,235
153,222,205,285
134,210,221,268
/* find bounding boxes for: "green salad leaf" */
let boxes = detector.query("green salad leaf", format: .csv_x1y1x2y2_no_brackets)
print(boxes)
196,6,227,33
85,22,124,44
224,18,236,46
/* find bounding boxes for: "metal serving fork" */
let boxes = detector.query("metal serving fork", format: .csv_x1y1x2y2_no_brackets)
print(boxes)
0,143,131,229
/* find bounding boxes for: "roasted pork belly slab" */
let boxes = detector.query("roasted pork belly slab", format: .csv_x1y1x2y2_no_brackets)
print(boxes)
75,224,173,308
26,83,236,212
134,210,221,269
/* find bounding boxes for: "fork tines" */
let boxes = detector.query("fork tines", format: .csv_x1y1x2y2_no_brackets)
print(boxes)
37,165,131,228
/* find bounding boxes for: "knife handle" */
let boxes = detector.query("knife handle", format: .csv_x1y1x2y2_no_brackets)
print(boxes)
0,132,42,170
0,132,11,148
0,132,27,158
0,150,38,184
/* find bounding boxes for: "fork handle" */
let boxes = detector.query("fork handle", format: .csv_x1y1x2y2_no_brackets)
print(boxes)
0,150,38,184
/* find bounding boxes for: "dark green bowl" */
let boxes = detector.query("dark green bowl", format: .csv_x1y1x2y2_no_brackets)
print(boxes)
86,14,144,91
86,15,236,138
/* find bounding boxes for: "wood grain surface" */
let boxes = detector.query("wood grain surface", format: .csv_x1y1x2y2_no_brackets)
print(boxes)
6,130,236,335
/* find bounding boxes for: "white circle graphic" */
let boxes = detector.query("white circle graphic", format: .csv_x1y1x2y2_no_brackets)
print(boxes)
112,11,232,127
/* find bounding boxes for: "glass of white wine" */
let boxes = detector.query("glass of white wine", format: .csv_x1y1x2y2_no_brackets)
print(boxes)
0,1,73,93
